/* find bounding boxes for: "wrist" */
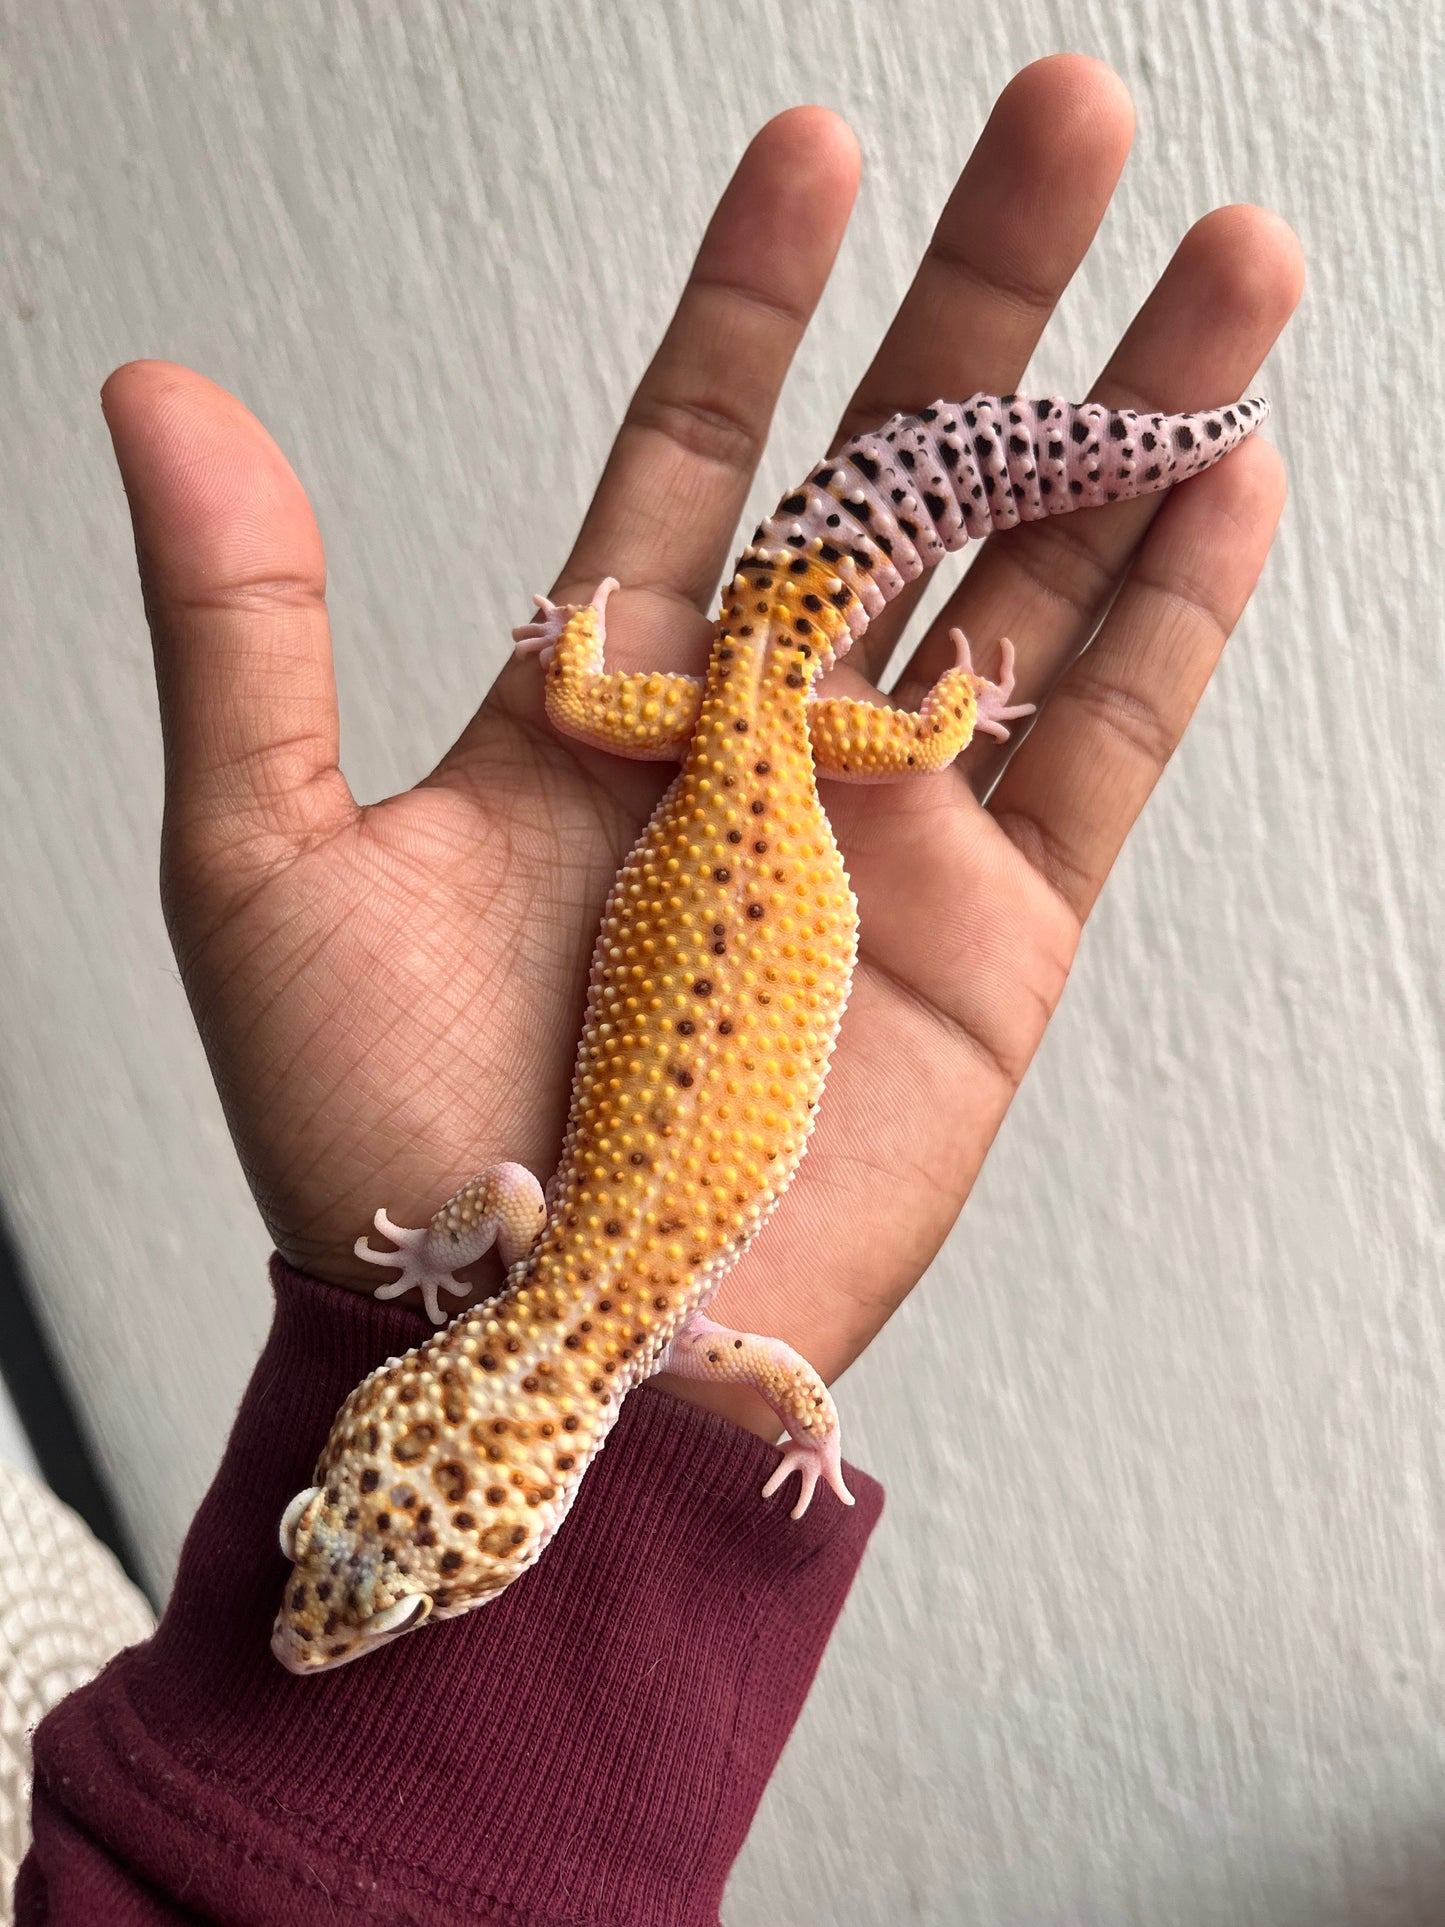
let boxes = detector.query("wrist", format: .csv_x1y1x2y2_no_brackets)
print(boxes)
27,1256,883,1926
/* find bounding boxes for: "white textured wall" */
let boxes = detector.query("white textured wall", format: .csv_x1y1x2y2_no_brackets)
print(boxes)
2,3,1440,1921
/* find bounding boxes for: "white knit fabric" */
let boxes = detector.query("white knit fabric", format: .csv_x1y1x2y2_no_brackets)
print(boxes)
0,1467,153,1919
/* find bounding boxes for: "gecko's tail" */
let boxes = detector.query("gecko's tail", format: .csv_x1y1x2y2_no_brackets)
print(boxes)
739,392,1269,646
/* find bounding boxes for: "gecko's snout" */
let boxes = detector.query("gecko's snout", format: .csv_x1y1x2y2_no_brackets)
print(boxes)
272,1580,434,1675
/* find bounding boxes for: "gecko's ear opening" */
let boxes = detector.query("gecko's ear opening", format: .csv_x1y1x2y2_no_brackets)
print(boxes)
279,1485,321,1562
363,1593,432,1639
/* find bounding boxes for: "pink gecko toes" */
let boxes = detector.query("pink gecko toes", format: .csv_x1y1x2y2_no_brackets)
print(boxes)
511,580,617,661
947,625,980,678
761,1436,854,1521
511,594,564,658
969,635,1036,742
353,1210,467,1327
511,628,559,661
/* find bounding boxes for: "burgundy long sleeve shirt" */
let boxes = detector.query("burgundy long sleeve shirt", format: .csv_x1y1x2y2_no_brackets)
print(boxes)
17,1259,882,1924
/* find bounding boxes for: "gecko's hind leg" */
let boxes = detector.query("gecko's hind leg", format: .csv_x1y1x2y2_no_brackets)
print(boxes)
513,576,703,760
658,1313,854,1519
355,1162,547,1326
809,630,1034,781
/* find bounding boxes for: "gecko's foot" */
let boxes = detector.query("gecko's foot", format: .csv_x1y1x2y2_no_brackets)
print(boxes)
511,594,564,665
511,577,618,667
761,1432,855,1521
949,629,1036,742
354,1208,469,1327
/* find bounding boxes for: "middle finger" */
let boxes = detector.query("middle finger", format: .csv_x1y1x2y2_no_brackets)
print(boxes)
836,53,1137,685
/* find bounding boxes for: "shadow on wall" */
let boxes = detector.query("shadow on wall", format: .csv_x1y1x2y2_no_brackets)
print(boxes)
0,1204,146,1596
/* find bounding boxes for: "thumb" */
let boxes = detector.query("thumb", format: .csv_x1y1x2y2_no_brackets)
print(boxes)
103,360,354,877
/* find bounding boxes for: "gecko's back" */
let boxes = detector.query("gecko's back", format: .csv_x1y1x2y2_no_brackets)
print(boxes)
274,388,1269,1671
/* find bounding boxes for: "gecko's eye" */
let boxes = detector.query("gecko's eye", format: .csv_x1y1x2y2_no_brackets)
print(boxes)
363,1594,432,1639
279,1485,321,1561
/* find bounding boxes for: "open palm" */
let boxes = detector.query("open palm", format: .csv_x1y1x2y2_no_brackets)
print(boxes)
107,58,1300,1427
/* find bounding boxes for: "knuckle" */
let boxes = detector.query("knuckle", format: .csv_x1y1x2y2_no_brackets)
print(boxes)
624,393,762,476
1062,668,1178,772
993,802,1103,920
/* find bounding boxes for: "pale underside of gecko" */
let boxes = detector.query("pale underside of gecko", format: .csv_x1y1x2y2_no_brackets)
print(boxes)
272,390,1268,1672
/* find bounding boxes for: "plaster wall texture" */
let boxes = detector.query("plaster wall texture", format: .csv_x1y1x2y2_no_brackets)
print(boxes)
0,3,1440,1921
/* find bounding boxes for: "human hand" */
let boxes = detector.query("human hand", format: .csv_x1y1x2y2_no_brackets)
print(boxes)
103,56,1301,1432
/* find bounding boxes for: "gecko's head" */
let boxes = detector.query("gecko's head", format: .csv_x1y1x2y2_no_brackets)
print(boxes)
271,1482,434,1675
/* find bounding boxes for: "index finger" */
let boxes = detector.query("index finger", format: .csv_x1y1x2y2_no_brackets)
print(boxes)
554,106,861,667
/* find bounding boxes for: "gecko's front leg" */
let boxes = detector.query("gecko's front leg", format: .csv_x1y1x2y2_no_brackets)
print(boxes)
354,1162,546,1325
658,1313,855,1519
513,576,703,760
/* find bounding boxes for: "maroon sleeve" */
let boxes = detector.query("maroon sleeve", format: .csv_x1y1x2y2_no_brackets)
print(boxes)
17,1258,882,1926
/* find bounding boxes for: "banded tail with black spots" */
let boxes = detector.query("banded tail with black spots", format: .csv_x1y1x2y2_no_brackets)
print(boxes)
741,392,1269,654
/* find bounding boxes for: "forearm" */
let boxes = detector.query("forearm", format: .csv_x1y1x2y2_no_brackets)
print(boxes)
18,1259,881,1926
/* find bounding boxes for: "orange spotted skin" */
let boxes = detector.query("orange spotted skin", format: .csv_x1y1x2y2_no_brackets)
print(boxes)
274,389,1268,1671
273,564,859,1672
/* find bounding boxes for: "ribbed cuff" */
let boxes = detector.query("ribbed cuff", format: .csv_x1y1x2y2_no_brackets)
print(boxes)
23,1258,882,1926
